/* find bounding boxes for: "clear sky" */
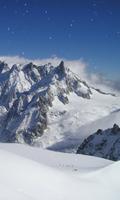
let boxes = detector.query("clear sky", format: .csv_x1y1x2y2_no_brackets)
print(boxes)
0,0,120,79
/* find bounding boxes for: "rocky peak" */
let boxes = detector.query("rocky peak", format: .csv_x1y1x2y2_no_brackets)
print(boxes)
0,61,8,73
23,62,37,71
77,124,120,161
112,124,120,134
55,61,66,79
58,60,65,72
23,62,41,83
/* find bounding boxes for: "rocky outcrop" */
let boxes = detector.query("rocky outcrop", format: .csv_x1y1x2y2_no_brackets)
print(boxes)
77,124,120,161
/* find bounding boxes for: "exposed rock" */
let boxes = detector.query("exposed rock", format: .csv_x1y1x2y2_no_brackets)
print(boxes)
77,124,120,161
112,124,120,134
0,62,9,73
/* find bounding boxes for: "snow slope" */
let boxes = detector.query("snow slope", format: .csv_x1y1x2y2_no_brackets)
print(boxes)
1,143,120,200
44,93,120,152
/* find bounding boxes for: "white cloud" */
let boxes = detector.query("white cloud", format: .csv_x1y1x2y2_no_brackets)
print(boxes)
88,72,120,94
0,55,29,67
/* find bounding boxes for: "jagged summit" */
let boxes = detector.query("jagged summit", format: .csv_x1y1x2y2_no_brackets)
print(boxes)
55,60,66,79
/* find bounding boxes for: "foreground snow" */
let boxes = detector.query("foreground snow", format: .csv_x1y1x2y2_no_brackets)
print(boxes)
0,143,119,200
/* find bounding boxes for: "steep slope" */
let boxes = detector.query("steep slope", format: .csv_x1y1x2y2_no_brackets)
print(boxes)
77,123,120,161
1,143,120,200
0,60,119,149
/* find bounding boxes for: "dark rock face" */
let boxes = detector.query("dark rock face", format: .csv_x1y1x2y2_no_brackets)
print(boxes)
77,124,120,161
58,93,69,104
56,61,66,79
0,62,9,73
0,60,93,145
23,62,41,83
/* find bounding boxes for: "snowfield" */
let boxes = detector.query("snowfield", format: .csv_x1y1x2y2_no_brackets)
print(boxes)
0,143,119,200
39,90,120,152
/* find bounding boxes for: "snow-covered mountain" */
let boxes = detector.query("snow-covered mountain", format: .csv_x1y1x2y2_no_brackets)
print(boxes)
0,60,92,144
0,60,120,151
77,123,120,161
76,109,120,161
0,60,120,199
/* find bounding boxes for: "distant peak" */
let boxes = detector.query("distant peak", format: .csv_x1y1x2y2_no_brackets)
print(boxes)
56,61,66,76
0,61,8,73
59,60,64,68
23,62,37,72
112,124,120,133
27,62,34,68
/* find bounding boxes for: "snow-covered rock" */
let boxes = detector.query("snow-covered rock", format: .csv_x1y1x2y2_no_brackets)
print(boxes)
77,124,120,161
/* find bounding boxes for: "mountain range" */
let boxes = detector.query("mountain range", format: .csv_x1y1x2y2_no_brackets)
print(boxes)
0,60,120,160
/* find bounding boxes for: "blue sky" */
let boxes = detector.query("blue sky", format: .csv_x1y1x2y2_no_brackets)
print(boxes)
0,0,120,79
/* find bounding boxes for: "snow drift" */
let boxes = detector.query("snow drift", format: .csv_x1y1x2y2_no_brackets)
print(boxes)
0,143,119,200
